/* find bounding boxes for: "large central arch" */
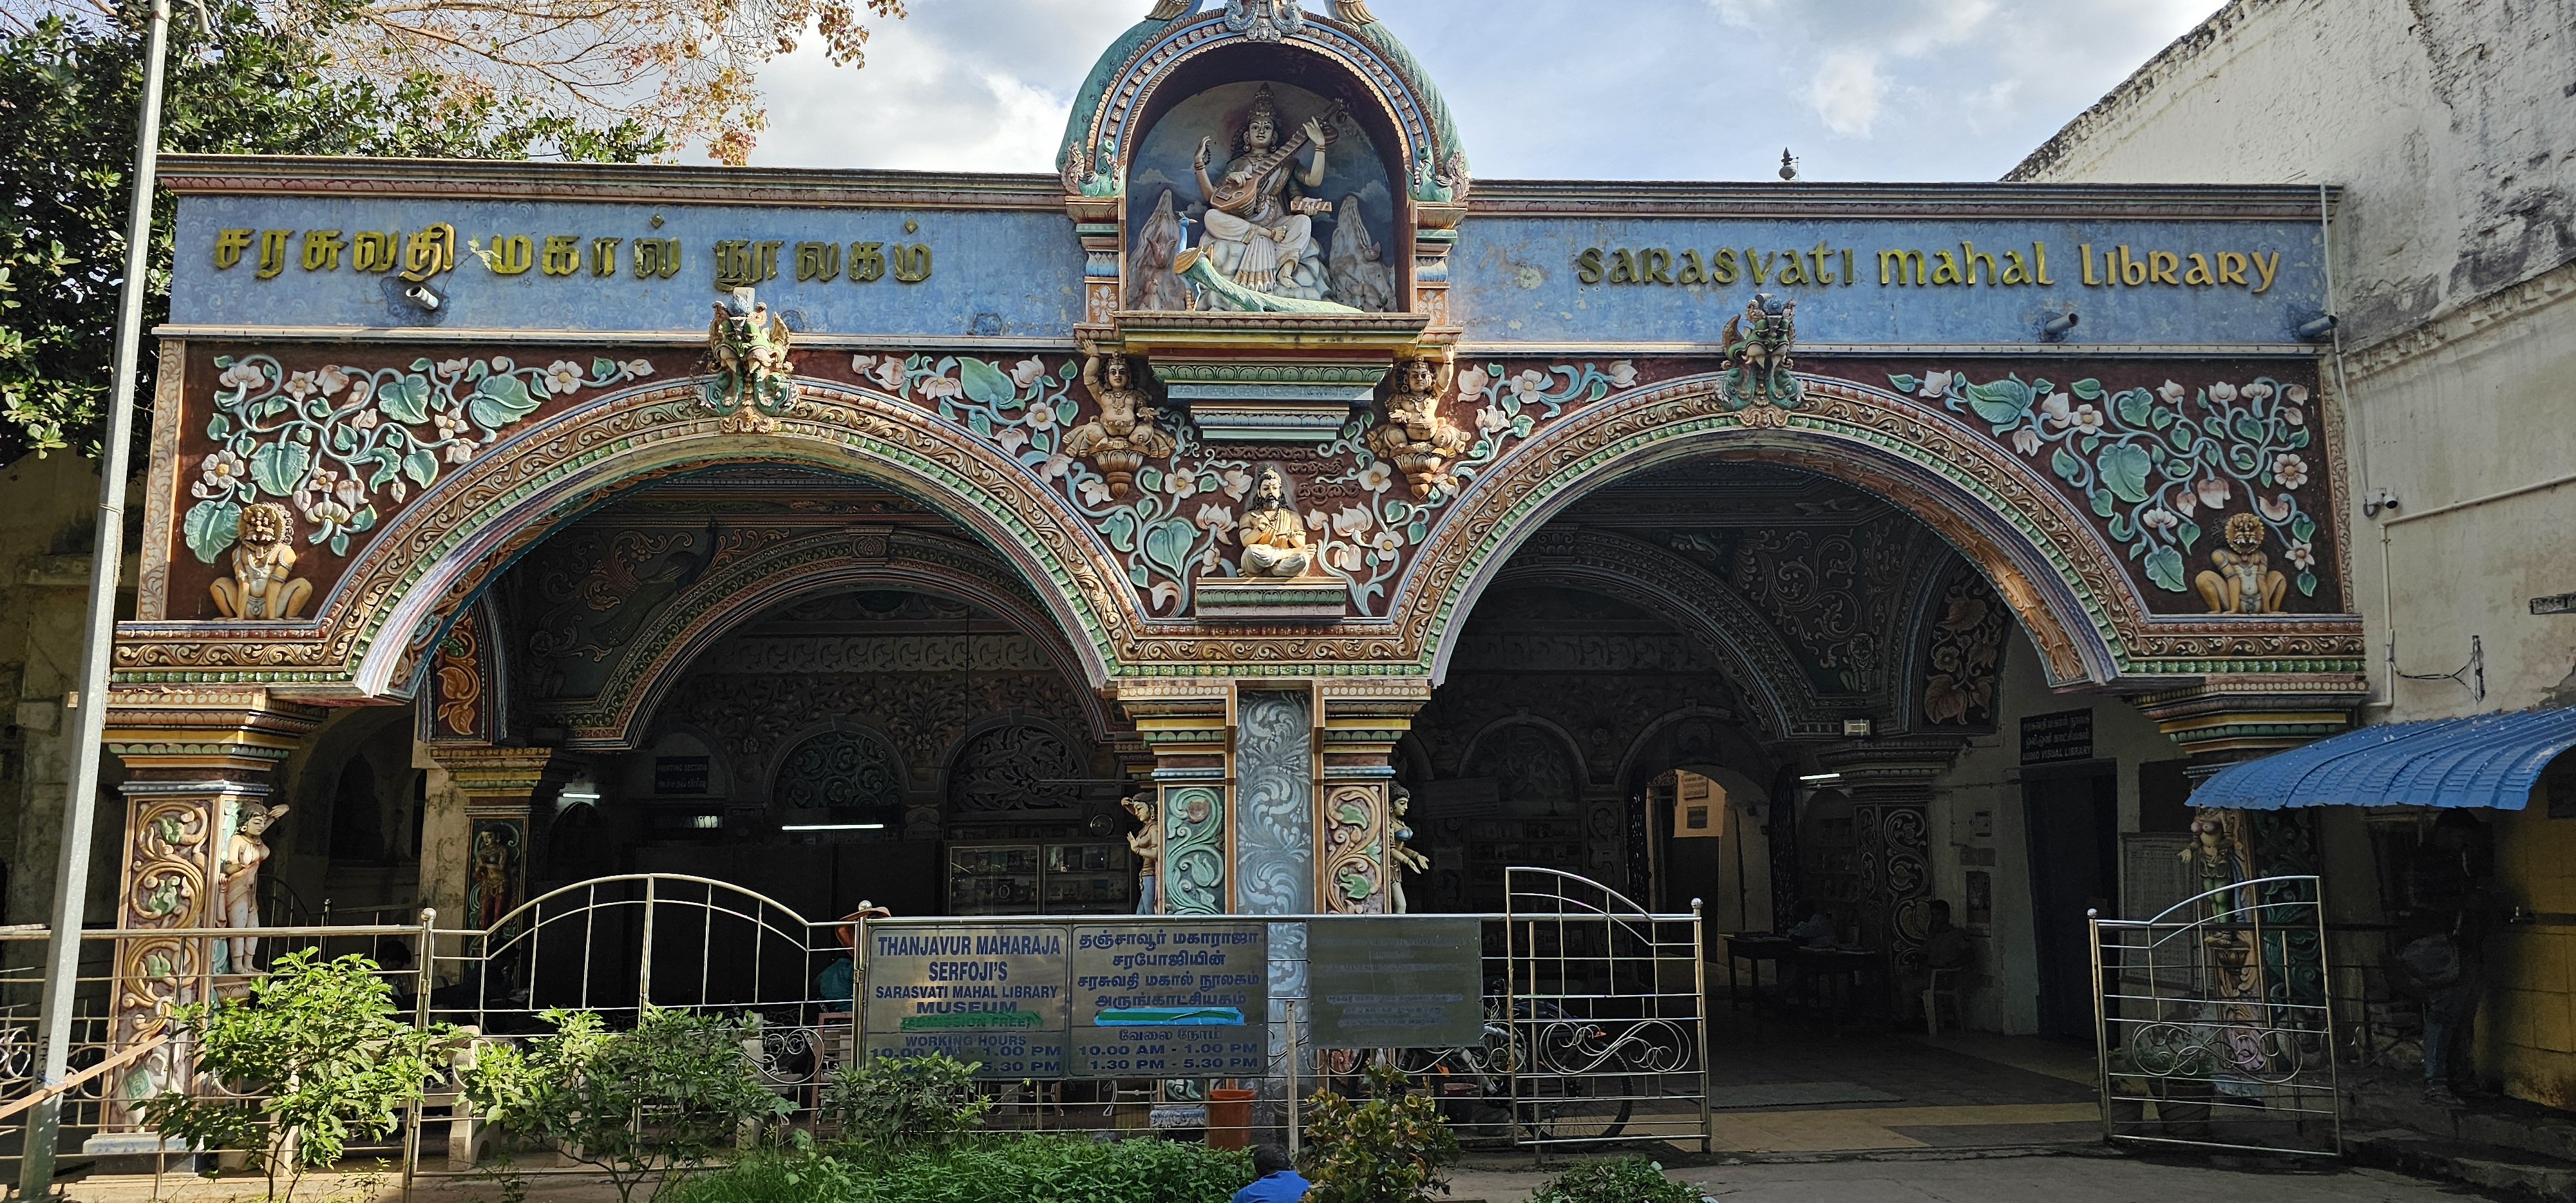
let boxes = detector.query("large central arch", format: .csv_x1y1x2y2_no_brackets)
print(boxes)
1410,370,2180,690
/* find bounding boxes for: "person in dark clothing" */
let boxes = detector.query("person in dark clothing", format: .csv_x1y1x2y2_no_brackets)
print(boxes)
2400,810,2494,1105
1232,1144,1309,1203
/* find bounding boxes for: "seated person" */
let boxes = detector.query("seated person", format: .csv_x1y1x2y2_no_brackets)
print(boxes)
815,904,890,1009
375,936,419,1011
1906,898,1977,1026
1233,1144,1310,1203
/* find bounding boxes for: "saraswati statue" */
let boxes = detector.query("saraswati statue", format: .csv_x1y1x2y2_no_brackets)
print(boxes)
1189,85,1343,307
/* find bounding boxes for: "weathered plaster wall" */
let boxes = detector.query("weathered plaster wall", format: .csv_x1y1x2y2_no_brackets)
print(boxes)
1926,629,2175,1034
2012,0,2576,717
0,453,133,945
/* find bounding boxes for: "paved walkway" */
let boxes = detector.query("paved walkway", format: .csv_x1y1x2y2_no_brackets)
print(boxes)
1694,1009,2105,1154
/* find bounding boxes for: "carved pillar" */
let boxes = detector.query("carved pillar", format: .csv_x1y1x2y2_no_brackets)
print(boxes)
1117,682,1234,916
422,746,589,933
2130,673,2366,875
1812,737,1964,990
1317,681,1429,914
99,687,323,1128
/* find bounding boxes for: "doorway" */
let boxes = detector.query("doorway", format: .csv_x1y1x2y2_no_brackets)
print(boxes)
2022,763,2116,1041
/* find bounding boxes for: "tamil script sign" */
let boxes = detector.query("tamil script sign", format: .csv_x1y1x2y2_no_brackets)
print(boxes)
860,920,1265,1080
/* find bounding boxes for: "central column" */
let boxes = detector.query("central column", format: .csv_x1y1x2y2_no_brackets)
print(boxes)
421,745,590,933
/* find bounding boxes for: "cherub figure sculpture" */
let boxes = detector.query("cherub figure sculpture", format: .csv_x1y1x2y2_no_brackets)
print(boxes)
1065,354,1177,499
211,502,312,620
704,286,795,431
218,800,289,971
1367,357,1470,500
1236,465,1312,578
2195,512,2289,614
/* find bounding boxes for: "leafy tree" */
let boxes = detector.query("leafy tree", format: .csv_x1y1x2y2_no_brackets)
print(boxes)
460,1006,791,1203
0,1,662,460
1298,1063,1462,1203
820,1052,992,1156
137,949,453,1203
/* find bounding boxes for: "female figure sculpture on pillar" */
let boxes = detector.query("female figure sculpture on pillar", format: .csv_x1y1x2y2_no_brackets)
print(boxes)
1193,85,1339,303
218,800,288,972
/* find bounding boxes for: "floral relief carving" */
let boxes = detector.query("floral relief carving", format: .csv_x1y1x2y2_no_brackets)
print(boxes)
1890,369,2322,601
1919,564,2009,728
185,353,653,564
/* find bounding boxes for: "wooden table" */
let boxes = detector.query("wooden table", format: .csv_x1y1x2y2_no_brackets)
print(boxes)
1724,934,1795,1010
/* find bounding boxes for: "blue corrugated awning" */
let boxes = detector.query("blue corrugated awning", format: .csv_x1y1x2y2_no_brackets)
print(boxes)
2192,707,2576,811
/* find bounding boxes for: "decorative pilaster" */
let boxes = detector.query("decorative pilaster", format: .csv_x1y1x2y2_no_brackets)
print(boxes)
423,746,589,931
100,686,324,1127
1317,681,1429,913
2131,673,2366,878
1235,689,1314,914
1117,681,1234,915
1812,737,1965,987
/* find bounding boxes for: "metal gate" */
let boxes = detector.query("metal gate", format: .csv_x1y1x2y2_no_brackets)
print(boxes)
1499,867,1710,1149
2092,873,2340,1155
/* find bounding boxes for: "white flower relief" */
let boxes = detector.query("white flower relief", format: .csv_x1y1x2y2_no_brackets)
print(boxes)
1606,360,1638,388
1454,365,1490,400
2208,381,2239,404
1356,462,1396,493
217,362,268,392
1918,370,1953,399
2271,453,2308,489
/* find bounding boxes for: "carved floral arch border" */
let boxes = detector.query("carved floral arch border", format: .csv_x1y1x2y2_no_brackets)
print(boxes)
115,377,1141,699
544,527,1119,751
1407,372,2280,690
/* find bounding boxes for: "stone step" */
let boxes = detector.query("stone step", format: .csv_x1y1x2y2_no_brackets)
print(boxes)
2345,1127,2576,1202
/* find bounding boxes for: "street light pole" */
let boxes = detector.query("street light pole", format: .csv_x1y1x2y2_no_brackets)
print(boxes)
18,0,173,1191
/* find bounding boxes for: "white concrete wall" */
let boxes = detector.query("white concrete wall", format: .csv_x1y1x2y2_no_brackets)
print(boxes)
1926,629,2177,1034
2013,0,2576,717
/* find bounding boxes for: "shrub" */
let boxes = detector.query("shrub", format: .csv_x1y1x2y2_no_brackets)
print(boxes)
1298,1064,1461,1203
1529,1156,1703,1203
138,951,450,1203
460,1007,789,1203
821,1052,991,1155
660,1136,1253,1203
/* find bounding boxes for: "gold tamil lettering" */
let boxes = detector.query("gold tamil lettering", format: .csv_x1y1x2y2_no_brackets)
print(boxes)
540,235,582,277
590,237,622,278
255,229,293,279
634,238,682,279
402,224,456,281
213,228,254,270
796,240,842,282
352,231,400,273
890,242,931,283
850,242,886,282
483,234,535,276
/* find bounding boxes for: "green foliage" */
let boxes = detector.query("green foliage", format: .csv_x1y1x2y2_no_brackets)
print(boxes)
0,3,659,461
820,1052,992,1155
137,951,450,1203
1528,1157,1703,1203
1298,1064,1461,1203
459,1007,790,1203
659,1137,1254,1203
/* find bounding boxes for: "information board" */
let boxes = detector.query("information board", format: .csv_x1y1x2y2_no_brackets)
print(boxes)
1306,917,1486,1049
2020,708,2095,764
860,926,1070,1079
860,921,1266,1079
1069,923,1268,1079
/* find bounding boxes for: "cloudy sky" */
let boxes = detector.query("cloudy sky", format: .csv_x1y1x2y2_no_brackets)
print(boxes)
740,0,2227,181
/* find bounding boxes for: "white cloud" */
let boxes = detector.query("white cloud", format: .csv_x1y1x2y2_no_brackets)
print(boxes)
1807,50,1889,137
732,0,2230,182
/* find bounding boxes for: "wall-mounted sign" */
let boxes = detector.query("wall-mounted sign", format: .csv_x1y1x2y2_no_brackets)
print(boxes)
859,921,1265,1080
2020,709,2095,764
653,755,710,795
1068,923,1267,1079
1307,917,1484,1049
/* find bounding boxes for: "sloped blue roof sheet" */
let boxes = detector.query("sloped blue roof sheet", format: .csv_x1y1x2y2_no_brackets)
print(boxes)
2192,708,2576,811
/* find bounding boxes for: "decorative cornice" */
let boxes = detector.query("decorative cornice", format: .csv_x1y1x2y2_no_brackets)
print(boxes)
155,155,1064,209
2343,256,2576,379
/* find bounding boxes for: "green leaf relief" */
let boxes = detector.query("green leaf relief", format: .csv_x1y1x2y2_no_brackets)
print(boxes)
182,501,241,564
1886,374,1919,393
2071,379,2103,401
247,440,310,497
2115,388,2152,426
2099,444,2154,504
1964,376,2034,424
2143,546,2188,592
466,374,540,429
956,357,1015,409
2050,449,2083,482
2297,571,2318,597
2291,515,2316,543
